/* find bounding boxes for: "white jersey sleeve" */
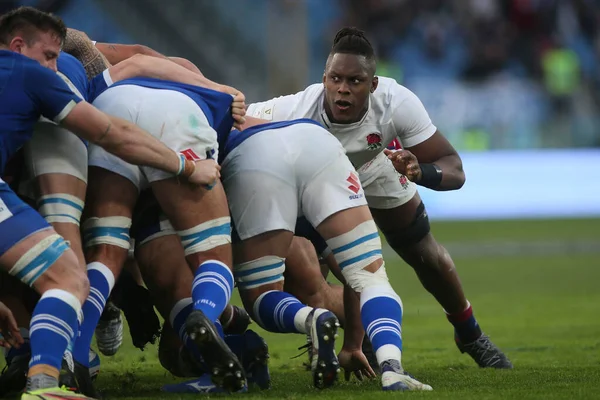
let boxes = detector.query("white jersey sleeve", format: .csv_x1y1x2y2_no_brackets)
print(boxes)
389,81,437,148
247,84,324,123
247,93,303,122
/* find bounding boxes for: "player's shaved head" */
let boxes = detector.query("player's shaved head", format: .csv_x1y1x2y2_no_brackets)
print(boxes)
326,27,376,76
63,28,111,79
0,6,66,46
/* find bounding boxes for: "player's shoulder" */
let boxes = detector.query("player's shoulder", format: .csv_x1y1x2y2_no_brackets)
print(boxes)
271,82,323,105
373,76,419,107
57,52,84,72
0,50,42,75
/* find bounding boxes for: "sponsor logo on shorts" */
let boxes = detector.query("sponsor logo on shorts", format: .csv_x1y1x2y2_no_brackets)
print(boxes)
347,172,364,200
366,132,383,150
399,174,410,189
180,148,201,161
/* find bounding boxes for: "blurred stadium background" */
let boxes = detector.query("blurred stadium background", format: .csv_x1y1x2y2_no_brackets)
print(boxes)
2,1,599,398
9,0,600,220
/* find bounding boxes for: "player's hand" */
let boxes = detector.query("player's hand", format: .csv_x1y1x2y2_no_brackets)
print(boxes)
187,159,221,188
383,148,422,183
0,302,23,349
338,347,376,382
217,85,246,130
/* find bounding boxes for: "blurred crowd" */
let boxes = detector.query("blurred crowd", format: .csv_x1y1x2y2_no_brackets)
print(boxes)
342,0,600,117
324,0,600,147
4,0,598,148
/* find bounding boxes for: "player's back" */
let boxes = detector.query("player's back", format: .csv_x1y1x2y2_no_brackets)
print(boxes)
90,77,234,139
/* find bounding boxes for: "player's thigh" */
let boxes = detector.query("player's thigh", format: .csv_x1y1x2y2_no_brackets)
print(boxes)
25,122,89,184
224,169,297,287
370,191,424,234
0,186,87,300
84,166,138,219
83,161,139,269
87,145,144,196
132,194,192,310
301,149,368,231
223,167,298,248
23,123,88,246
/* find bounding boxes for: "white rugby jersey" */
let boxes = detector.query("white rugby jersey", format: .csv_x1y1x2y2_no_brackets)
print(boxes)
247,77,437,174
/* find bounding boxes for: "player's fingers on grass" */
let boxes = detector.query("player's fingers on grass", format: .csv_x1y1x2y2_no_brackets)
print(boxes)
364,366,376,379
352,370,363,381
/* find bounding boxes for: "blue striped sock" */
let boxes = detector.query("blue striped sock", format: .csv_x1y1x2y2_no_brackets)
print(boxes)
360,283,403,365
253,291,312,333
73,262,114,366
192,261,233,321
29,289,81,371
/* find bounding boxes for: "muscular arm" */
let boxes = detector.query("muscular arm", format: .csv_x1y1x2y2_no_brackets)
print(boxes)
107,54,222,92
341,284,365,349
167,57,203,75
407,131,466,190
95,43,203,75
390,83,465,191
95,43,166,65
60,102,181,174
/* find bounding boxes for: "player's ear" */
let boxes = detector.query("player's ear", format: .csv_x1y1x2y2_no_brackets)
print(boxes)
371,76,378,93
9,37,25,53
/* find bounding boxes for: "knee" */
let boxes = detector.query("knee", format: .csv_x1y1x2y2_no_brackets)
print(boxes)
403,235,453,273
66,265,90,302
37,252,90,303
383,202,431,252
343,262,390,293
82,216,132,265
37,193,85,227
177,217,232,260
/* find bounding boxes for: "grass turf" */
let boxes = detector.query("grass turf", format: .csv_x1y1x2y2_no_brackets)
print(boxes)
11,219,600,399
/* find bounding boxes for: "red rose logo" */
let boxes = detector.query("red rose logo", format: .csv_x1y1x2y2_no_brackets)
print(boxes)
366,133,383,150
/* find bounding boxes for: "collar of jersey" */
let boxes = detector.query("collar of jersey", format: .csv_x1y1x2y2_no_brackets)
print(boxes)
318,92,371,130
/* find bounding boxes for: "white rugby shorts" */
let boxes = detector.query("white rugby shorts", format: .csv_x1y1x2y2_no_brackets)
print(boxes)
221,122,368,240
88,85,217,190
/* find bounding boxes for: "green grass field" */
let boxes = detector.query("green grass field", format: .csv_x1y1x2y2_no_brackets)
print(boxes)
15,219,600,399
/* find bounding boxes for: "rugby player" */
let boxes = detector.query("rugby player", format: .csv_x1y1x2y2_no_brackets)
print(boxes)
73,64,246,394
247,27,512,369
0,6,210,400
220,117,433,391
128,191,270,393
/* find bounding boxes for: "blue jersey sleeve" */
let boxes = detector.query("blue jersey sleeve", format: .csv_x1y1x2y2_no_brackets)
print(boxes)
24,62,82,123
88,70,112,103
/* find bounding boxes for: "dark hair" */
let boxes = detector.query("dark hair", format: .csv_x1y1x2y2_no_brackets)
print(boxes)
0,6,67,46
331,27,375,60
